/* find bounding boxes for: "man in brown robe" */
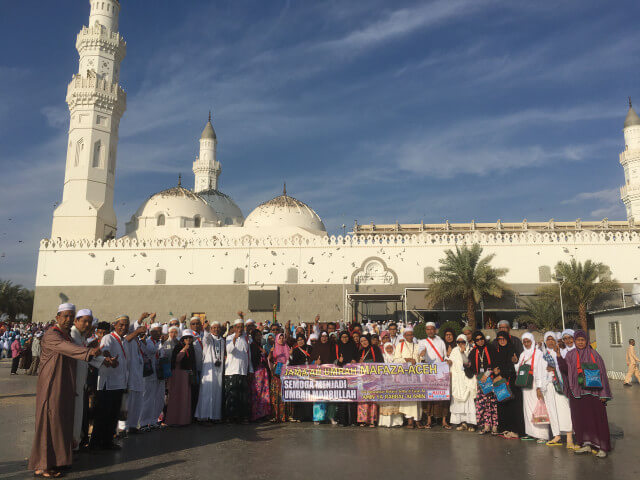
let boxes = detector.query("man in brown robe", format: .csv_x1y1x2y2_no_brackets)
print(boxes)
28,303,104,478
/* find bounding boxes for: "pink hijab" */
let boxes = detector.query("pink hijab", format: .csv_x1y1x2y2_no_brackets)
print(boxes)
272,334,290,364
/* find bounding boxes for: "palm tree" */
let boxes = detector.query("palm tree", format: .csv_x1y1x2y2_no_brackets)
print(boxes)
426,244,508,331
515,287,562,331
554,259,619,333
0,279,35,321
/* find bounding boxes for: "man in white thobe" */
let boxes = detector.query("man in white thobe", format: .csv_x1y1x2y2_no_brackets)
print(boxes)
70,310,107,450
393,326,422,427
140,323,165,429
418,322,450,428
195,321,225,421
118,321,147,434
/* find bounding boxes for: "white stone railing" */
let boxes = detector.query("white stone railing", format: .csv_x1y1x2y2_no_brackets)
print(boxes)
39,230,640,251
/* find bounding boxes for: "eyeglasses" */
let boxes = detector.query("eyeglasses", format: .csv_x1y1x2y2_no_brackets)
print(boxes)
474,338,484,342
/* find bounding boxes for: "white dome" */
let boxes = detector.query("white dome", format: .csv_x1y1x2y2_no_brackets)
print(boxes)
244,192,326,232
125,186,221,237
198,188,244,226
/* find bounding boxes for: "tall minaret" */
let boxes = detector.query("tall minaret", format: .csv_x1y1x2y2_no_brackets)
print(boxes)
51,0,127,240
620,98,640,224
192,112,221,192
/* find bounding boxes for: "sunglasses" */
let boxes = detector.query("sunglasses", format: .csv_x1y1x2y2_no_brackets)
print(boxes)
456,340,466,344
474,338,485,342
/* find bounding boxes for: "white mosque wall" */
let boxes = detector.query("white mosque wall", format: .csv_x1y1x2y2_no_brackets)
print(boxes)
35,231,640,288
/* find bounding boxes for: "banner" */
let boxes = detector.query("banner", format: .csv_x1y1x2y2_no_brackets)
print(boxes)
281,362,450,403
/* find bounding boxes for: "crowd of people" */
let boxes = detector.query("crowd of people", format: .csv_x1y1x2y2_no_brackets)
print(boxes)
1,322,47,375
26,305,614,478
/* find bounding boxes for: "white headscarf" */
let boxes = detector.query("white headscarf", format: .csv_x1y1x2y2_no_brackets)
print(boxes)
518,332,537,366
382,342,395,363
560,329,576,358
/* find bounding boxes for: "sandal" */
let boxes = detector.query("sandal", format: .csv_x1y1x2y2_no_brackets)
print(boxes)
34,471,63,478
546,440,563,446
443,424,452,430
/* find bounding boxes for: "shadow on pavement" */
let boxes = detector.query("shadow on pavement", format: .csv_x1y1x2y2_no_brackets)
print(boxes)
70,422,283,475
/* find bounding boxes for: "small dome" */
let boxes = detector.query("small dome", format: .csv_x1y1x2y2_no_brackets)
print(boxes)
244,189,326,232
625,106,640,128
126,186,221,237
198,188,245,226
201,120,216,140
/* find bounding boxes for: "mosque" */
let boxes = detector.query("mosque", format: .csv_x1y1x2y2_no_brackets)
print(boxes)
32,0,640,326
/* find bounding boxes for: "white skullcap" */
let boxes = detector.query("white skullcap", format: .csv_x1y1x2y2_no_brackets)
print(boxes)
456,334,467,342
210,321,221,326
497,320,510,327
150,323,162,329
561,329,575,338
190,316,200,322
57,303,76,313
403,326,414,334
169,318,179,323
181,329,195,338
543,331,556,342
309,334,318,341
246,319,255,325
233,319,244,326
162,324,169,334
321,331,328,336
425,322,436,328
75,308,92,318
168,326,179,333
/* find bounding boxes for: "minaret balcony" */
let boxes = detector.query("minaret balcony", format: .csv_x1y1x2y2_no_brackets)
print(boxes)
76,25,126,60
66,74,126,113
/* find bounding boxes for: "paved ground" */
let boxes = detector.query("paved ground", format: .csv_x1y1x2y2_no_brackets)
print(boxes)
0,358,636,480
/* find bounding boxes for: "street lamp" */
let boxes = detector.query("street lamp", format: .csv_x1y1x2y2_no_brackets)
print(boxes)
554,275,566,331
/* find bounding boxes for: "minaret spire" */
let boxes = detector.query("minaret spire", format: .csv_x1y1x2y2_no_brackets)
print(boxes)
193,112,221,192
283,182,287,196
630,97,633,108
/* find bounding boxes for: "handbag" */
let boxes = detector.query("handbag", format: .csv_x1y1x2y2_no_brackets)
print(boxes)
531,398,550,425
515,351,536,388
478,375,494,394
577,350,602,389
493,379,513,402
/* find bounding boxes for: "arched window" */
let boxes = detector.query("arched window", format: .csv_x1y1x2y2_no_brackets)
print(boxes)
74,139,84,166
155,269,166,285
233,268,245,284
225,217,233,225
157,214,165,226
194,215,201,228
92,140,102,168
103,269,114,285
286,267,298,284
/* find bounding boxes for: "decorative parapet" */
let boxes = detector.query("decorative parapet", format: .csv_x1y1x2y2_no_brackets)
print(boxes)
39,230,640,251
66,74,126,113
76,24,126,61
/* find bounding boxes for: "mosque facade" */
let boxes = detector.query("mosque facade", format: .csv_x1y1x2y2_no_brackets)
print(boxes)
32,1,640,324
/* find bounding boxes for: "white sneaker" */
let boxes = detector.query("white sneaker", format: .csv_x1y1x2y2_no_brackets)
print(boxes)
574,445,592,454
595,450,607,458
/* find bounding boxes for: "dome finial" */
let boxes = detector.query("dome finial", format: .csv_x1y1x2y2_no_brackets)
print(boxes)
630,97,633,108
283,182,287,196
178,173,182,187
208,110,212,122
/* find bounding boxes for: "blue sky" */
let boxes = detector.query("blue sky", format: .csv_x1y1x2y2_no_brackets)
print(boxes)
0,0,638,287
